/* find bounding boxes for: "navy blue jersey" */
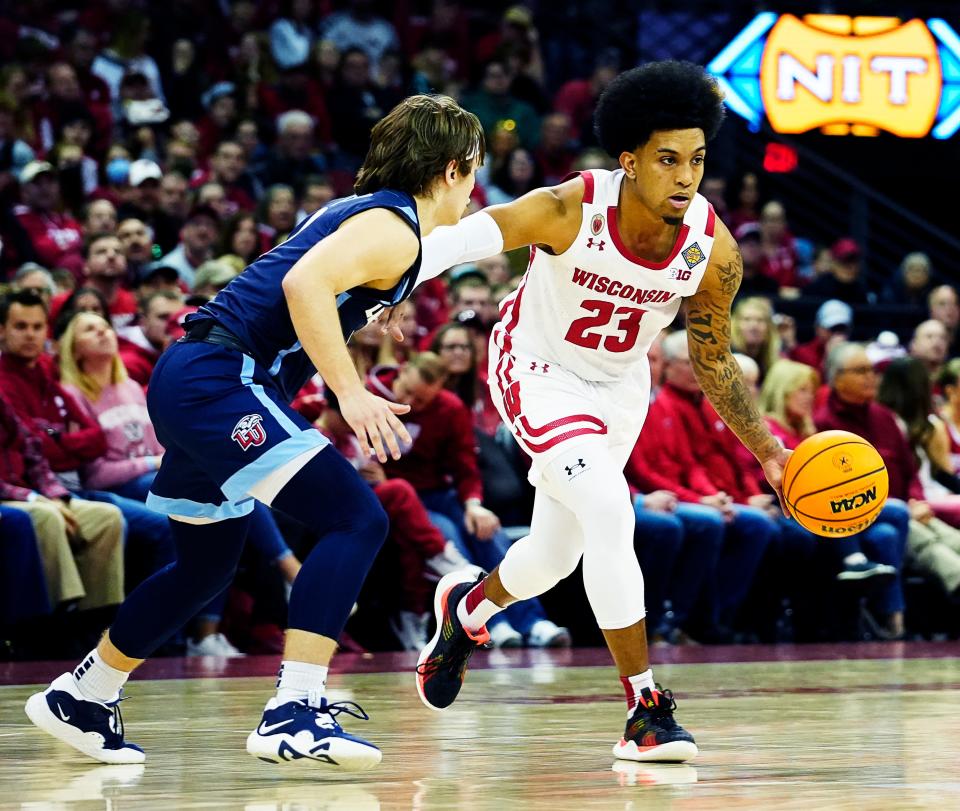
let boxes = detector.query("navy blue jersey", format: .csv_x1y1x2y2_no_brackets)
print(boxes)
189,189,421,402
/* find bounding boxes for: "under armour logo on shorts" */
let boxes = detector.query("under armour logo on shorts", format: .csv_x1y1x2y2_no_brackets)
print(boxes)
232,414,267,450
564,458,589,478
586,238,605,250
530,361,550,373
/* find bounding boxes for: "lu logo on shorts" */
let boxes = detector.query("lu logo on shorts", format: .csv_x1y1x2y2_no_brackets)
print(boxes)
232,413,267,450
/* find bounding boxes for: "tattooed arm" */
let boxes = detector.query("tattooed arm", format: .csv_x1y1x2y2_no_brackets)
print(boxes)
685,220,790,507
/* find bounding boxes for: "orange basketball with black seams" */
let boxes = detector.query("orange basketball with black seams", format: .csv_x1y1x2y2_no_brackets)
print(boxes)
782,430,889,537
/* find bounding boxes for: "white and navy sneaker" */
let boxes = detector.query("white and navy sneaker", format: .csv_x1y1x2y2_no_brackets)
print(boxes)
24,673,145,764
246,696,382,771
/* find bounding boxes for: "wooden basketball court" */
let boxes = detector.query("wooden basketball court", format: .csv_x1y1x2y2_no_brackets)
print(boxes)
2,642,959,809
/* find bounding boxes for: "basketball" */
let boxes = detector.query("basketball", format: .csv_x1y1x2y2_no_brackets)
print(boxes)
782,430,889,537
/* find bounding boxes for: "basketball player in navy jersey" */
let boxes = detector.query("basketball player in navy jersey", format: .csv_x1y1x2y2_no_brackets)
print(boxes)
25,95,484,770
410,62,791,762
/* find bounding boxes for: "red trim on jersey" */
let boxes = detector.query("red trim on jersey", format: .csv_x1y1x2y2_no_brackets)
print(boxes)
559,171,594,203
607,205,690,270
517,425,608,453
705,203,716,237
518,412,606,437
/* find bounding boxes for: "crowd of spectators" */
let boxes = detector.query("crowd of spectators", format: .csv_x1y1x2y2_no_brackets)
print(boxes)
2,1,959,659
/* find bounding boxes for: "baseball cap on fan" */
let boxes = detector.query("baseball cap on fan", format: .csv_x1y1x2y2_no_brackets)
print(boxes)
815,299,853,332
129,159,163,187
19,160,55,184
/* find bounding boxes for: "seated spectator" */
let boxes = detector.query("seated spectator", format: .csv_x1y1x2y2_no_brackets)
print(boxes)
118,159,181,254
82,199,118,237
269,1,318,70
485,147,543,205
804,237,873,305
757,200,801,290
882,252,936,308
726,171,761,233
0,299,125,618
878,359,960,576
136,264,182,298
297,174,335,223
79,233,140,330
629,330,775,639
928,284,960,357
369,352,570,648
116,217,157,284
730,297,782,382
151,204,220,289
815,343,916,638
256,110,328,196
0,93,36,190
553,52,618,147
909,319,949,381
12,262,57,307
534,112,575,185
463,59,541,150
733,223,779,301
51,285,110,338
790,299,852,375
256,184,298,246
118,290,184,387
219,211,269,267
192,260,239,300
191,140,258,212
11,161,85,281
430,322,500,436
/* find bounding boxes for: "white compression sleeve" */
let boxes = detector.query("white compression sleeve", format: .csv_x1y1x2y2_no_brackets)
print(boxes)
417,211,505,283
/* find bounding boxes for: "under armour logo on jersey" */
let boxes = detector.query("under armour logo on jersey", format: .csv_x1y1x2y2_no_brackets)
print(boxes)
232,414,267,450
564,458,589,478
586,238,605,250
529,361,550,373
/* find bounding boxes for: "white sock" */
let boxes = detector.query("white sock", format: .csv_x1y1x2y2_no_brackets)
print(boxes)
276,660,328,707
457,580,502,633
72,649,129,704
621,669,656,716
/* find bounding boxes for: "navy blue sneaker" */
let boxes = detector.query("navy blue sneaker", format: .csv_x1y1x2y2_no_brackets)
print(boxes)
246,697,381,771
24,673,145,764
415,570,491,711
612,687,698,763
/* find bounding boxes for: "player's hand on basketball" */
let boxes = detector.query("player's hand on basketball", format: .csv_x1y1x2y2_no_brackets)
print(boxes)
644,490,678,513
377,306,405,342
464,501,501,540
909,498,935,524
338,387,411,463
760,447,793,518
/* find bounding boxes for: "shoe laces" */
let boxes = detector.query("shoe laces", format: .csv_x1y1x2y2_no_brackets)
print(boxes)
304,697,371,730
104,693,129,743
647,686,680,727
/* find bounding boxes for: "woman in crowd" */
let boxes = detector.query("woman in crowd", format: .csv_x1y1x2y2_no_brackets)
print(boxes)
731,296,782,383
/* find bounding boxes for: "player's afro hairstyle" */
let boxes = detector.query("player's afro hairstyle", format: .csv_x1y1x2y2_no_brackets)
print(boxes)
594,60,726,158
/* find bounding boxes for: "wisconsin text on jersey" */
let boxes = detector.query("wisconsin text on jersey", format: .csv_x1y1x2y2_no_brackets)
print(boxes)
570,269,677,305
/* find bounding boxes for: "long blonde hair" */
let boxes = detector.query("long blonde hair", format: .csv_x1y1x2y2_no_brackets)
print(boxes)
731,297,781,377
59,312,128,402
758,359,819,438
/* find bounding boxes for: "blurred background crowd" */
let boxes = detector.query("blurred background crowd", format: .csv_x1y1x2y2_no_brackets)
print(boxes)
2,0,959,661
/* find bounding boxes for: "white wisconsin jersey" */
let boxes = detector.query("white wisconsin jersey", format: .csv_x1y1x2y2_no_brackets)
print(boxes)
492,169,717,382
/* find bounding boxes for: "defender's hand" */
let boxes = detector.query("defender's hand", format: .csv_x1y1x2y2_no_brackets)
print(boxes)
377,306,405,342
337,388,411,463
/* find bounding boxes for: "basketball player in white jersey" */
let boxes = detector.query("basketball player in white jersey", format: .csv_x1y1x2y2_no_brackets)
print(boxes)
410,61,790,762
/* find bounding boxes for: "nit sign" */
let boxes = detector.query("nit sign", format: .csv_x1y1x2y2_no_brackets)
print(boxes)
708,14,960,138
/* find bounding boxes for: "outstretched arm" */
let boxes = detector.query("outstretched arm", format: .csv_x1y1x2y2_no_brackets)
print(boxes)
418,177,584,281
684,220,789,507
